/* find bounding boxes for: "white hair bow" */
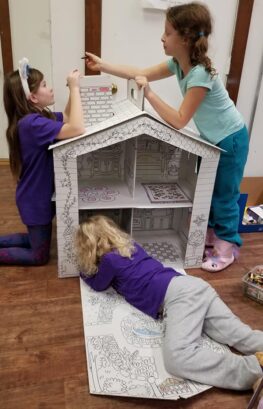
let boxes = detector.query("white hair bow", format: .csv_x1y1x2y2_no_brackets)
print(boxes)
18,57,31,99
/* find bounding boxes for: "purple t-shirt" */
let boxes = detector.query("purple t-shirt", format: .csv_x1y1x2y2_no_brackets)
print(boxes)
80,242,182,319
16,112,63,225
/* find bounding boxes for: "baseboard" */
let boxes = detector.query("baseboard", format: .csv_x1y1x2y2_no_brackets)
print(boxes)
0,159,9,165
240,177,263,206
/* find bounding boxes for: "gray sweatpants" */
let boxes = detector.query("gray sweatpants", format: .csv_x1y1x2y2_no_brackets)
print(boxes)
162,275,263,390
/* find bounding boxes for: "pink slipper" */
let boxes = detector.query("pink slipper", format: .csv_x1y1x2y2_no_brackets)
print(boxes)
202,254,234,272
202,238,237,272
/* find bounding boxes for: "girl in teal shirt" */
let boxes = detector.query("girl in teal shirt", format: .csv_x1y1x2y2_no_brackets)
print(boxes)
84,2,249,273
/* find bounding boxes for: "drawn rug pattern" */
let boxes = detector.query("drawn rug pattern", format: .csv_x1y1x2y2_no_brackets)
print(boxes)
142,183,189,203
80,280,229,400
79,186,119,204
141,242,180,264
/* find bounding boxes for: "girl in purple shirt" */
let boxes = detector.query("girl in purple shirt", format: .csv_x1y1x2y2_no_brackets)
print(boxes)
0,58,85,265
76,215,263,397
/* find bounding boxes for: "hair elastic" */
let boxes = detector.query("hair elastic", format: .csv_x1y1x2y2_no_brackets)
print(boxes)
199,31,205,37
18,57,31,99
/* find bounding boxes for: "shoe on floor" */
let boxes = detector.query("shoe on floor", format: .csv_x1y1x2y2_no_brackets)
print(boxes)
202,254,234,272
202,238,236,272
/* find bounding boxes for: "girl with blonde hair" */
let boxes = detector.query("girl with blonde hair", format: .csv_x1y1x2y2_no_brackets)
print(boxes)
76,215,263,395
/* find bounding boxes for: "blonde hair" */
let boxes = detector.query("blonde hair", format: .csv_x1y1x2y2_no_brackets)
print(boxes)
75,215,135,276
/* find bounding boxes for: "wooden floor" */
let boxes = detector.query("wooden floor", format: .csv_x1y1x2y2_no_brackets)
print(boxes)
0,163,262,409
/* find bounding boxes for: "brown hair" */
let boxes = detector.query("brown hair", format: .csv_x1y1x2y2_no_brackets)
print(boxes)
166,2,216,76
3,68,56,180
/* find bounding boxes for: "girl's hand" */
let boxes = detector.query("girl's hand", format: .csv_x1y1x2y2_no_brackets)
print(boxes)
66,69,81,89
84,52,103,71
135,75,151,97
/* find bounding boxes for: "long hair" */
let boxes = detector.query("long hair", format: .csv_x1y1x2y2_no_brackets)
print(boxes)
75,215,135,276
3,68,56,180
166,2,216,76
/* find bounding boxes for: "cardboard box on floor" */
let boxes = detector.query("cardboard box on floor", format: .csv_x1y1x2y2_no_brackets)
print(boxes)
240,177,263,206
239,177,263,233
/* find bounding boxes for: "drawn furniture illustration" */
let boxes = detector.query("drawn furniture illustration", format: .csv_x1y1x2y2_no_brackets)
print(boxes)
50,76,221,278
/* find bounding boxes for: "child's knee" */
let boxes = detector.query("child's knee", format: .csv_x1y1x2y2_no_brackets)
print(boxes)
163,345,188,377
33,250,50,265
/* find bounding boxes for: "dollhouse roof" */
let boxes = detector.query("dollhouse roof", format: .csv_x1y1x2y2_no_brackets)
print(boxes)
49,98,221,157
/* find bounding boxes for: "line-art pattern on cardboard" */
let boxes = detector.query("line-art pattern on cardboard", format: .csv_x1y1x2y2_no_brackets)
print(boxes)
80,281,229,400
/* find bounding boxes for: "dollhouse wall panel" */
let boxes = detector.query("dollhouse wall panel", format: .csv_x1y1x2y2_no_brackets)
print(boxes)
184,156,219,268
136,135,181,182
124,138,137,197
77,143,124,181
80,75,113,127
132,208,175,231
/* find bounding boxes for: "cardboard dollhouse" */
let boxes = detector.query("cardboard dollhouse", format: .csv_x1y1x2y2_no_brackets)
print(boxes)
50,74,221,278
49,75,227,401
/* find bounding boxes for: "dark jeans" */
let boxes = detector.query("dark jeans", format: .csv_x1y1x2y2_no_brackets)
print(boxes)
0,223,52,265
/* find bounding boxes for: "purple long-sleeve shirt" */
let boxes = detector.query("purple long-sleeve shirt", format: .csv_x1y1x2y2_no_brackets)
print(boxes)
80,242,182,319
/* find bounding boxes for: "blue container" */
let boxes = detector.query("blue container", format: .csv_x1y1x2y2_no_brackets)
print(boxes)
238,193,263,233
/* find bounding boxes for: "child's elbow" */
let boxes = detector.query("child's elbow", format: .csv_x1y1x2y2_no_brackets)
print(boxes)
169,119,186,130
73,125,85,136
67,125,86,138
176,112,190,129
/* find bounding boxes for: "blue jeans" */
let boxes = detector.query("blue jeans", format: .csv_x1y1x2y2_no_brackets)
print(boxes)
0,223,52,265
208,126,249,246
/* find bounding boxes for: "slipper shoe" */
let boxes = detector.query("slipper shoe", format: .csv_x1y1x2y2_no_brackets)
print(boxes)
201,254,234,272
203,247,213,259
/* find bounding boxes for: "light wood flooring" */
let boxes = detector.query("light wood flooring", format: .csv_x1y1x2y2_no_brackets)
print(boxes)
0,164,262,409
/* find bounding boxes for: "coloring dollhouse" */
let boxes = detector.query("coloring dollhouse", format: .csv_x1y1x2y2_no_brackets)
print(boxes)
50,75,221,278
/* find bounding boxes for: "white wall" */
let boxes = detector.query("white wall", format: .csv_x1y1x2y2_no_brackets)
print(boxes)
9,0,53,90
236,0,263,177
243,72,263,177
0,0,52,160
0,37,8,158
236,0,263,132
50,0,85,112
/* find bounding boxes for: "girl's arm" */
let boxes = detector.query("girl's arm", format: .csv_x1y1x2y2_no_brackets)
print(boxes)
63,97,70,123
80,255,115,292
136,75,207,129
57,70,85,140
85,52,173,82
